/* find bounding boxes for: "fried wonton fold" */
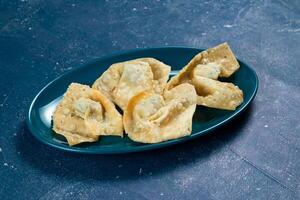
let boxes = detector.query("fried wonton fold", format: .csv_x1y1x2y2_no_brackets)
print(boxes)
192,76,243,110
166,42,243,110
92,58,171,110
53,83,123,146
123,83,197,143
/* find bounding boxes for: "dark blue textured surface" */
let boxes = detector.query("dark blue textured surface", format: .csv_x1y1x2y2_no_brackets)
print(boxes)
0,0,299,199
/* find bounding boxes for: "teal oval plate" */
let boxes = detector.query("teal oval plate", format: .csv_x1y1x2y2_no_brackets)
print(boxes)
27,47,258,154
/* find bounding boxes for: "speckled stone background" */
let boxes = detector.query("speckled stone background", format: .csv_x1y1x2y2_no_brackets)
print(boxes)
0,0,299,199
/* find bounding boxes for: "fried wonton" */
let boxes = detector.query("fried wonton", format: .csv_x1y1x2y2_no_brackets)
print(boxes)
53,83,123,146
123,83,197,143
192,76,243,110
166,42,243,110
92,58,171,110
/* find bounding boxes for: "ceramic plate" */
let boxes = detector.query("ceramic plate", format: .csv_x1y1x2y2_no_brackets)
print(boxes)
27,47,258,154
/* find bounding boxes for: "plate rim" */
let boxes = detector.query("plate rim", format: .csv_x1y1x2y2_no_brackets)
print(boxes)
26,46,259,154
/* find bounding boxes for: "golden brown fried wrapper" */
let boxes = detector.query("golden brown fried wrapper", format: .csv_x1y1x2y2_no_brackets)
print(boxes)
53,83,123,146
166,42,243,110
92,58,171,110
192,76,243,110
123,83,197,143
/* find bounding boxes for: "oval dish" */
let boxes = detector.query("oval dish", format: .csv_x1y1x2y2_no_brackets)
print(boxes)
27,47,258,154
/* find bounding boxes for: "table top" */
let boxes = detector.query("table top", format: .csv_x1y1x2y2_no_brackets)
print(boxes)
0,1,299,199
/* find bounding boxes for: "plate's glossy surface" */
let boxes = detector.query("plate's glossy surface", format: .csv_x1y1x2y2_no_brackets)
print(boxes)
27,47,258,154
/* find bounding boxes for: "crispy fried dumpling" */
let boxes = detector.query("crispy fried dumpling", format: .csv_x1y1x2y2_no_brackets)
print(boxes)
92,58,171,110
195,42,240,77
192,76,243,110
53,83,123,146
123,83,197,143
166,42,243,110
